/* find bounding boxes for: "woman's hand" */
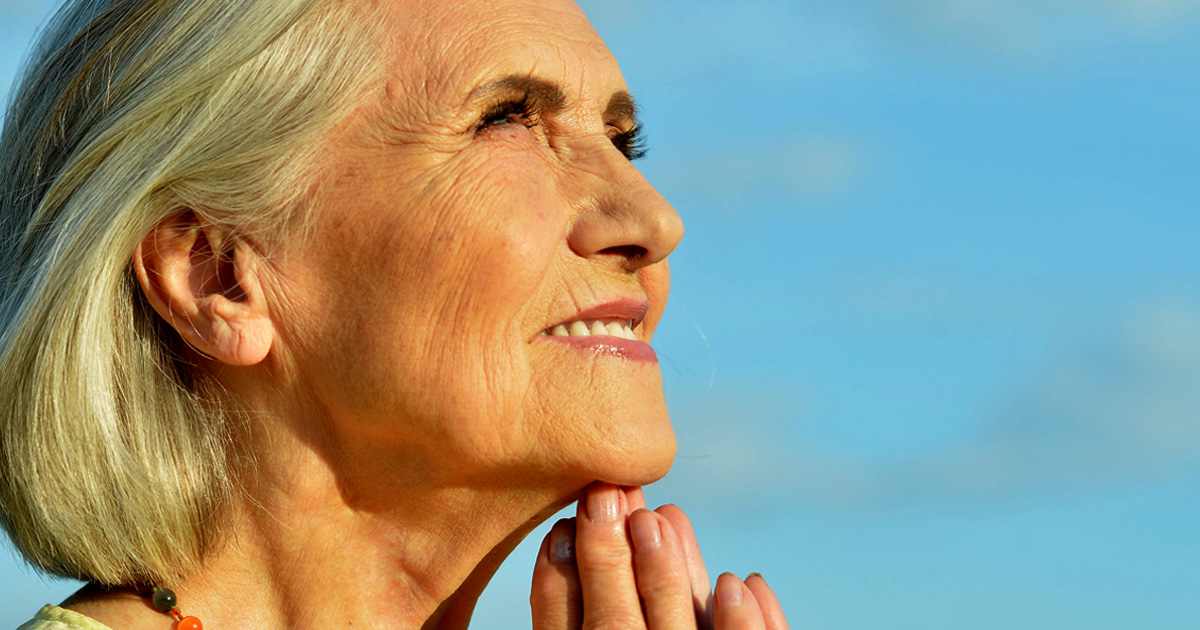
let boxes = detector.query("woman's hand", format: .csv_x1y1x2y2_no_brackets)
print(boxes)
531,484,789,630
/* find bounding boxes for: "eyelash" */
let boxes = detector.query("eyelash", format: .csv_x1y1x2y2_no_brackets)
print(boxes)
477,97,541,131
476,98,647,161
610,123,647,161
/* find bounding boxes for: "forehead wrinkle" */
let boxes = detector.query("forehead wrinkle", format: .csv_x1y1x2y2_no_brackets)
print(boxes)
364,1,634,142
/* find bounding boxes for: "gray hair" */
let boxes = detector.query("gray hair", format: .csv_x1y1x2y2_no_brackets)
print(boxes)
0,0,382,585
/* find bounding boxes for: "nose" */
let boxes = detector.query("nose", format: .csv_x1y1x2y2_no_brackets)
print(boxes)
566,143,684,271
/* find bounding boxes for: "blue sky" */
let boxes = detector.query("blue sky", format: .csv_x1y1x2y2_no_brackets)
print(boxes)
3,0,1199,628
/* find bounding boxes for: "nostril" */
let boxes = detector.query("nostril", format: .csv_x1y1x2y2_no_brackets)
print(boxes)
598,244,647,260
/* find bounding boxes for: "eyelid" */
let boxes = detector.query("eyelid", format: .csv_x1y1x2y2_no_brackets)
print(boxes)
476,96,541,131
609,121,647,161
472,92,646,160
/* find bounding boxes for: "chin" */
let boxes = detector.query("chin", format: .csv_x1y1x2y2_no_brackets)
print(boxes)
618,432,677,487
588,406,678,488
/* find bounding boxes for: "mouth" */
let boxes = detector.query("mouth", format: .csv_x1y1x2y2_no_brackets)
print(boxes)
540,318,638,340
534,298,657,362
538,297,649,339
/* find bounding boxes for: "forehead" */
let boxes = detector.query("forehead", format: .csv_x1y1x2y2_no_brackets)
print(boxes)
373,0,624,109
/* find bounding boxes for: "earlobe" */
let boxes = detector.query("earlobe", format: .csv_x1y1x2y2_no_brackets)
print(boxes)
133,212,274,367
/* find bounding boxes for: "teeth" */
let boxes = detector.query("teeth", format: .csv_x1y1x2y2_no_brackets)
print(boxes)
544,320,638,340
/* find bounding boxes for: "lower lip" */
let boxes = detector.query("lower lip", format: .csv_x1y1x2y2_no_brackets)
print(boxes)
536,335,659,362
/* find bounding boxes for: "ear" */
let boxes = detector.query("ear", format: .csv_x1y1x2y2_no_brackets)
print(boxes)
133,211,274,366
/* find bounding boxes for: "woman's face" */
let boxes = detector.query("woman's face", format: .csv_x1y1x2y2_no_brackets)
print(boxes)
263,0,683,488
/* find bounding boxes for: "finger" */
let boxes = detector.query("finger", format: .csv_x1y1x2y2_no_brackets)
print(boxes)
531,518,583,630
745,574,789,630
574,483,643,629
656,504,713,626
713,573,766,630
625,486,647,511
630,509,694,630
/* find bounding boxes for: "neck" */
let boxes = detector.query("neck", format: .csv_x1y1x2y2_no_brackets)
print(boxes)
66,418,582,630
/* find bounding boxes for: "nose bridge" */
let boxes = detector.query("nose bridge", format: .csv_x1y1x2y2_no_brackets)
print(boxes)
566,139,684,268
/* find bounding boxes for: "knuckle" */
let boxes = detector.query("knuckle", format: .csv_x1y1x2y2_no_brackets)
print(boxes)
585,610,646,630
637,566,690,600
575,538,631,569
531,575,565,604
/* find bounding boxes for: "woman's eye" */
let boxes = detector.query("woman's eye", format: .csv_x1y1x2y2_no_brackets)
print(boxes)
610,122,647,161
477,100,536,131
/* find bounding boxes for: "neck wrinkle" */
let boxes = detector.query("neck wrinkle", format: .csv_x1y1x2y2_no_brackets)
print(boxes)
177,447,580,630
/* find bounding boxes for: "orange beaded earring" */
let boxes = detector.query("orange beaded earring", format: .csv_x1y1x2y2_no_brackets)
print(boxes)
150,587,203,630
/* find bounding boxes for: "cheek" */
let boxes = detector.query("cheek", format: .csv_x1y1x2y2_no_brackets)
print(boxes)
429,151,564,340
324,149,568,455
430,163,566,442
639,260,672,338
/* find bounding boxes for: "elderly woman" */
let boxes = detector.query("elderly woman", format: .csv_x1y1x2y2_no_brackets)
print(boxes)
0,0,789,629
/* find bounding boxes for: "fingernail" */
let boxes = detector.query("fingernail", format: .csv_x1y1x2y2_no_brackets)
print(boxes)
549,520,574,565
716,573,744,608
586,485,621,523
747,572,764,582
630,511,662,553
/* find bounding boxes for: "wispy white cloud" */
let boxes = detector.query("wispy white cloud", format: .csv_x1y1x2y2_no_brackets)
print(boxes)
583,0,1200,76
876,0,1200,64
1097,0,1200,27
580,0,877,78
663,298,1200,510
652,134,867,205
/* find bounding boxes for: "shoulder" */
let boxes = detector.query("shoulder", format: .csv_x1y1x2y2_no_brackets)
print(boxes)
17,606,114,630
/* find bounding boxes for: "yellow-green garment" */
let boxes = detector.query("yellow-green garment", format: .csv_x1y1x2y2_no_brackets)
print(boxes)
17,606,112,630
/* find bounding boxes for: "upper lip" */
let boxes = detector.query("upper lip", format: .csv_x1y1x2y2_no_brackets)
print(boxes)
541,297,650,333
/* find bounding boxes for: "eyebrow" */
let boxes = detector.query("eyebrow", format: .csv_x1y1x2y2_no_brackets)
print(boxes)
468,74,639,124
603,91,638,126
469,75,566,111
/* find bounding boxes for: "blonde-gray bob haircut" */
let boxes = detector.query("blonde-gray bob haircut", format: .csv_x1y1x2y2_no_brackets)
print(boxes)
0,0,382,585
